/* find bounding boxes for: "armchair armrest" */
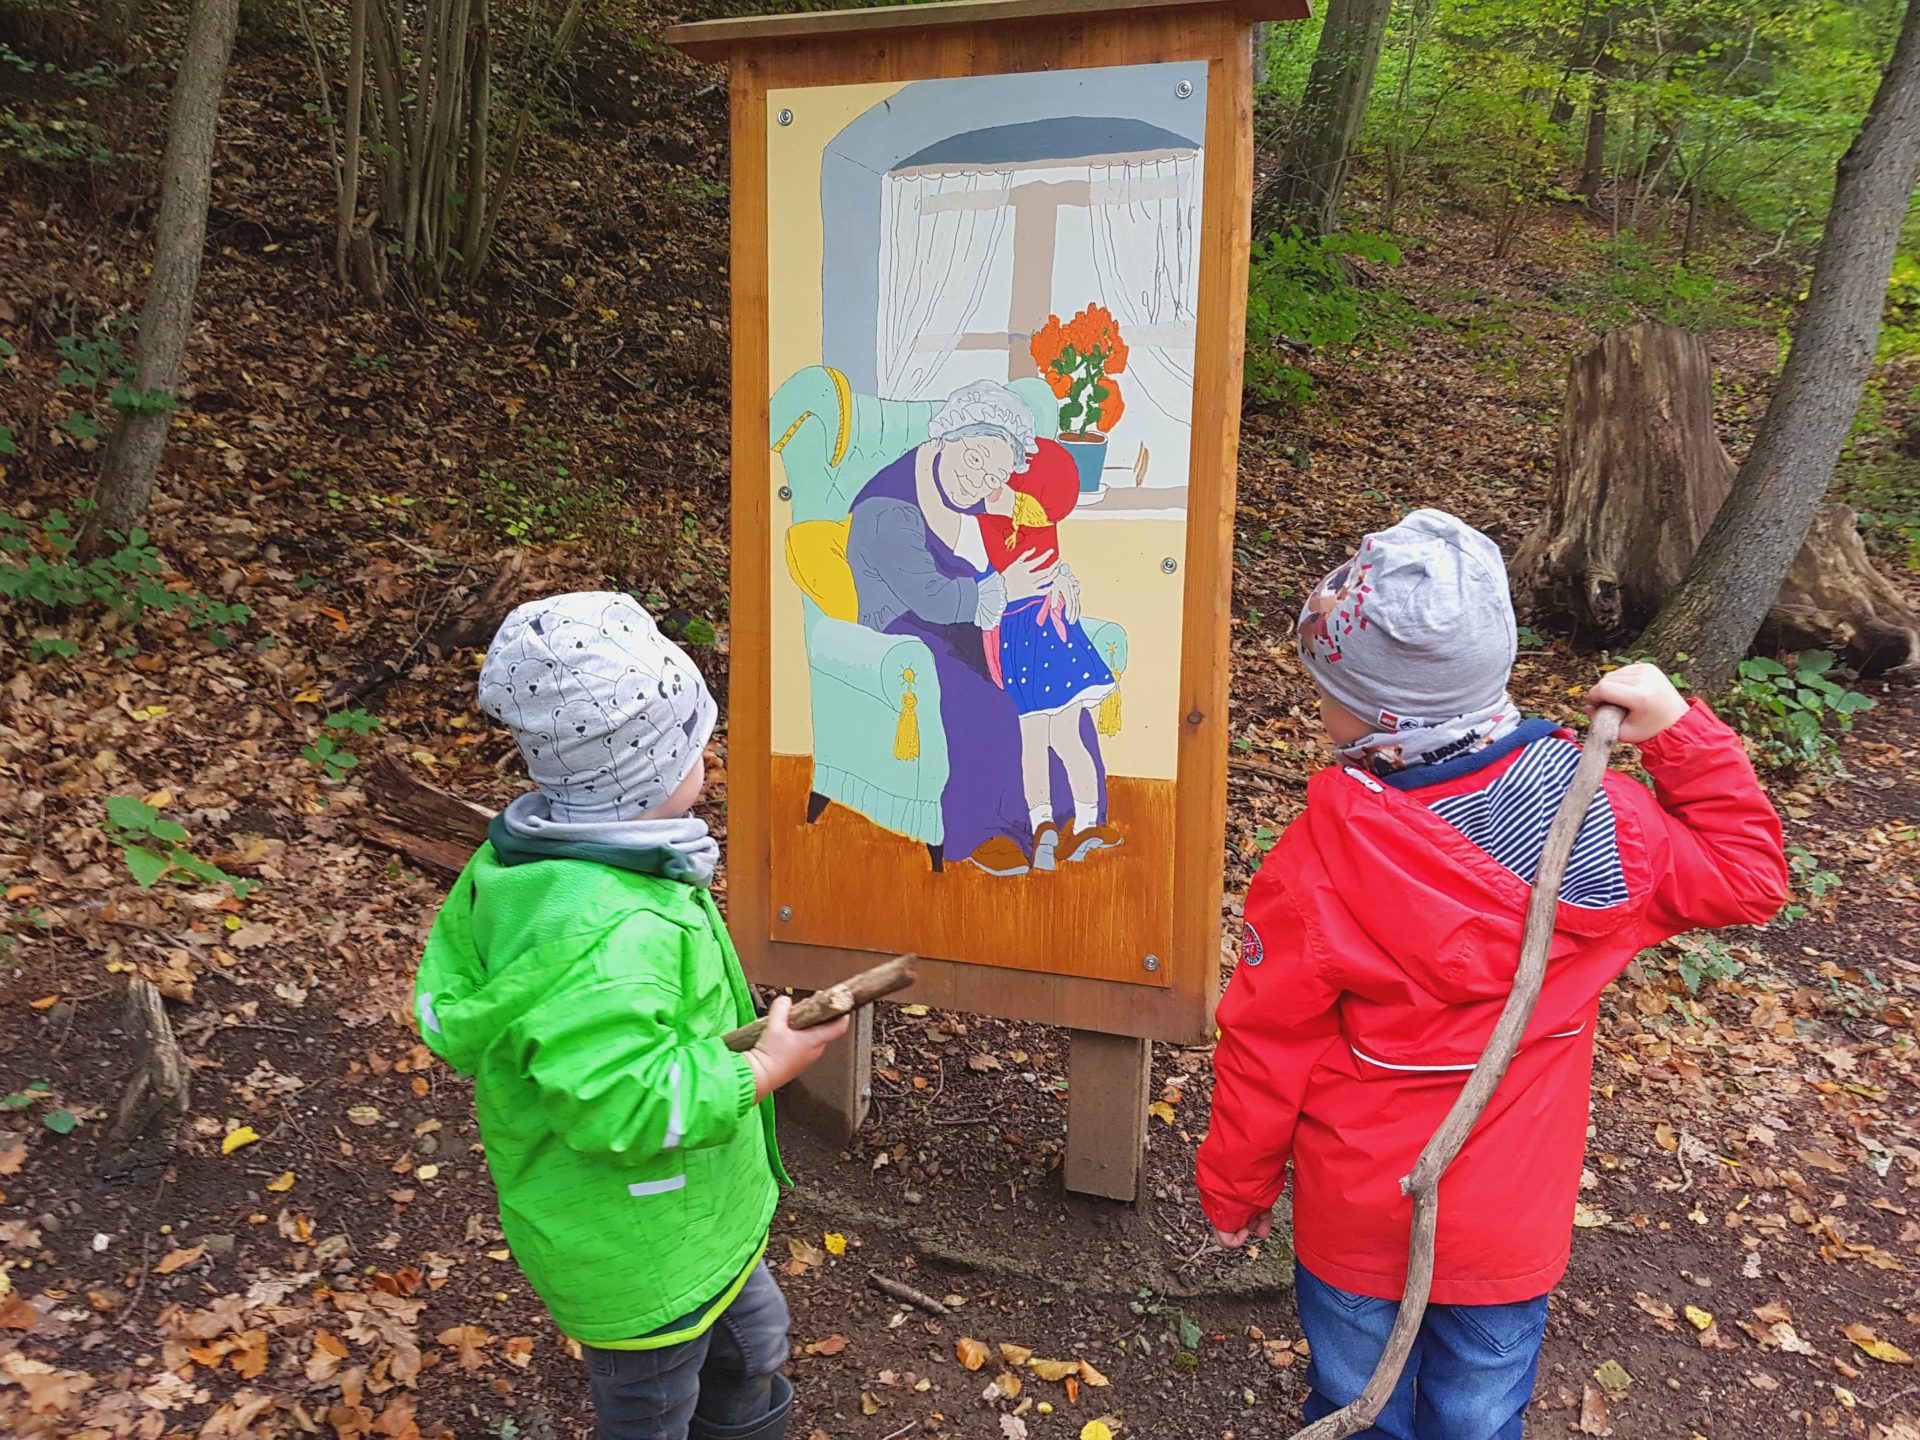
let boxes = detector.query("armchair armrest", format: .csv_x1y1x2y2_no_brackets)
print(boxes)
806,615,941,712
1082,616,1129,675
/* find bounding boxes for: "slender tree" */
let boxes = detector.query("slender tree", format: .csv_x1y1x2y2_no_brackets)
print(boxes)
1640,0,1920,686
81,0,240,555
1260,0,1394,236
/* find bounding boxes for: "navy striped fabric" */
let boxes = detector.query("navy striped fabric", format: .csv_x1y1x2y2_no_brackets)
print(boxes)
1425,738,1629,909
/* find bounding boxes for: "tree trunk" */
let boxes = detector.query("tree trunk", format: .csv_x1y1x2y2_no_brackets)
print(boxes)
1252,21,1272,90
1579,76,1609,198
1640,1,1920,687
1259,0,1393,237
100,977,190,1176
1513,323,1920,678
80,0,240,556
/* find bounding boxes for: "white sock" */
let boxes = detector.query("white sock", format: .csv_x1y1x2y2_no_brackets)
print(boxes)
1029,804,1054,831
1074,800,1099,832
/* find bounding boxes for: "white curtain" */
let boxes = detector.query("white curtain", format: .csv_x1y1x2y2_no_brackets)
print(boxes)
875,169,1015,400
1081,154,1201,470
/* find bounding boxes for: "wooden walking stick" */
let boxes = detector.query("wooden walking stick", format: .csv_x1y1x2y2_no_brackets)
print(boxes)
1287,704,1626,1440
722,953,918,1051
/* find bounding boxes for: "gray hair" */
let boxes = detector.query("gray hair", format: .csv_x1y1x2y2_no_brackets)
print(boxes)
927,380,1038,473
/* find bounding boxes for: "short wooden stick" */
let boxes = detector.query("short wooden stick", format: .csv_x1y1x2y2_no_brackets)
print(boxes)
866,1270,953,1316
1287,705,1624,1440
723,953,918,1052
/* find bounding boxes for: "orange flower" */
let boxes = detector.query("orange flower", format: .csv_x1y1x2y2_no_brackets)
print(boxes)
1092,376,1125,433
1044,368,1074,399
1029,314,1067,371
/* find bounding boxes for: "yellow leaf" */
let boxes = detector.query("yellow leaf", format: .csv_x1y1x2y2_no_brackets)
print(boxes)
1147,1101,1176,1125
824,1232,847,1257
487,1249,513,1261
221,1126,261,1155
224,914,243,931
956,1337,990,1371
105,959,136,974
993,1370,1023,1399
1080,1423,1115,1440
1844,1324,1913,1364
153,1245,205,1275
416,1164,440,1181
1683,1305,1713,1331
902,1004,931,1017
265,1171,295,1193
28,995,59,1010
1030,1359,1079,1382
292,690,323,705
1078,1360,1110,1387
1654,1122,1678,1151
999,1343,1034,1366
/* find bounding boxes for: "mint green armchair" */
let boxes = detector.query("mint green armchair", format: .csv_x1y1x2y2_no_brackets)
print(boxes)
771,366,1128,870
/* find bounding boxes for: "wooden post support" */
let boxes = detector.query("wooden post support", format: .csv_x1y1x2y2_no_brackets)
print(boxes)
1065,1029,1152,1202
782,1001,874,1147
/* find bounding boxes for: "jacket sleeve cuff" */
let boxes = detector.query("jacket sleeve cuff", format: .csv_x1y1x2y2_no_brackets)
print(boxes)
1638,698,1730,765
731,1049,761,1115
1200,1190,1263,1235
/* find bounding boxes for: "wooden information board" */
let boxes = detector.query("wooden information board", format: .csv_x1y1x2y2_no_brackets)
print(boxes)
669,0,1304,1199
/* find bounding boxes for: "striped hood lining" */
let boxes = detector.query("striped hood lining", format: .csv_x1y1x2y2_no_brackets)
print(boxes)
1424,736,1629,910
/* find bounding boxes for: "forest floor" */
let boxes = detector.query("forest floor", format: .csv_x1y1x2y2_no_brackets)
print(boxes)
4,12,1920,1440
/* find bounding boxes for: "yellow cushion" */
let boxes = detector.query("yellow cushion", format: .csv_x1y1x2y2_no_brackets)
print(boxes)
786,519,858,623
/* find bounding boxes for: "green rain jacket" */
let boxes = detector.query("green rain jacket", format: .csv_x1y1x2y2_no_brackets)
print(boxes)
413,840,786,1346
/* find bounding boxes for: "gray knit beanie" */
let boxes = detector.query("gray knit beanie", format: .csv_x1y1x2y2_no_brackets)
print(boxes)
1296,509,1516,729
478,591,717,823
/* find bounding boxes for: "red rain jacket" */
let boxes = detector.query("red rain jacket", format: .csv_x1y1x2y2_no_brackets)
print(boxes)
1197,702,1787,1305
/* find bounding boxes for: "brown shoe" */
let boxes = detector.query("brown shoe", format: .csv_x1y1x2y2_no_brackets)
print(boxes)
1059,821,1123,863
967,836,1031,876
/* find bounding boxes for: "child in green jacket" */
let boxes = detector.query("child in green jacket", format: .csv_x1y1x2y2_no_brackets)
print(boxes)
414,591,847,1440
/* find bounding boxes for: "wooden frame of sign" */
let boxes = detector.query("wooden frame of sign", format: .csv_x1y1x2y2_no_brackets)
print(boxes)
668,0,1304,1201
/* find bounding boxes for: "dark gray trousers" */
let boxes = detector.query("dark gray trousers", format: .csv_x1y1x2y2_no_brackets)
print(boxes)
582,1264,791,1440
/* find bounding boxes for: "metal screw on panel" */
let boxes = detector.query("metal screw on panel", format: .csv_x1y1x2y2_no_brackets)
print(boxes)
778,906,793,922
1143,954,1161,972
1175,80,1194,99
1160,556,1178,574
778,485,792,501
777,108,794,126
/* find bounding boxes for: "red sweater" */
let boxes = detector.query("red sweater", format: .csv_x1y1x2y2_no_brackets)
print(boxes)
1196,702,1787,1304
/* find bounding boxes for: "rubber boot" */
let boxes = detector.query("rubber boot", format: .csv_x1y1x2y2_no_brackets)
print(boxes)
690,1373,792,1440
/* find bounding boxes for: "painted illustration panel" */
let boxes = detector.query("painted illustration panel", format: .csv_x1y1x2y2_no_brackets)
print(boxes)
764,64,1207,986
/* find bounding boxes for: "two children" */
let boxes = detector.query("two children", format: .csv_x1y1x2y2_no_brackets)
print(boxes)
414,592,845,1440
419,505,1787,1440
1198,509,1788,1438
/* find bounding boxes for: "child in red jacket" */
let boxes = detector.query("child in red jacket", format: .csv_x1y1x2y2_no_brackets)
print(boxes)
1197,509,1787,1440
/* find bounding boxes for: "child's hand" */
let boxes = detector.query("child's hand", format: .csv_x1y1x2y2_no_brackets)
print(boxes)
1586,662,1690,744
746,996,852,1101
1211,1213,1275,1250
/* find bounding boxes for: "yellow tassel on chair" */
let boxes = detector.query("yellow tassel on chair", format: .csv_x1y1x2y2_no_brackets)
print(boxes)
895,667,921,761
1096,644,1124,737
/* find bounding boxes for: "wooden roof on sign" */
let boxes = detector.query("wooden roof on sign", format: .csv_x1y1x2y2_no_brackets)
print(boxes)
665,0,1311,61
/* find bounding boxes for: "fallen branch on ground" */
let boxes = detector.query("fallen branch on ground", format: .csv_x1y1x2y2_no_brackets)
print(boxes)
866,1270,954,1316
1287,704,1625,1440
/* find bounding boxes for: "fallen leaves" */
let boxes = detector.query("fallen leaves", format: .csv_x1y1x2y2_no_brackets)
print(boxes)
1592,1359,1632,1393
1843,1323,1912,1365
265,1170,295,1192
152,1245,206,1275
1577,1382,1612,1436
437,1324,493,1371
956,1337,990,1371
823,1232,847,1257
804,1334,848,1357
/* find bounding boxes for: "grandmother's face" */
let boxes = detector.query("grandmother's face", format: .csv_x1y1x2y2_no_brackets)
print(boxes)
941,434,1016,506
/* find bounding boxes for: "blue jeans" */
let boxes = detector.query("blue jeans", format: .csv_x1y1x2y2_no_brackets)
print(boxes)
1295,1264,1548,1440
582,1263,791,1440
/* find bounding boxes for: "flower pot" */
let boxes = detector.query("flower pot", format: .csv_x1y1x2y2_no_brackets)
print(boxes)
1059,432,1108,494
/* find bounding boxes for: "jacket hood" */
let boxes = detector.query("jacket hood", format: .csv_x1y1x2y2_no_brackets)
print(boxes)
1293,738,1649,1010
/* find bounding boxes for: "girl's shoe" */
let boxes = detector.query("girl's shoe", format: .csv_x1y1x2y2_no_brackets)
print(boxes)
967,837,1031,876
1032,822,1061,871
1060,822,1123,863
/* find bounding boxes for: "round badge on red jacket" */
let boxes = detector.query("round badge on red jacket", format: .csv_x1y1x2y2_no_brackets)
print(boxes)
1241,921,1264,967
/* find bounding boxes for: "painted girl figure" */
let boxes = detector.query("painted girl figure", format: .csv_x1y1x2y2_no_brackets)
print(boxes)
843,380,1113,877
978,437,1123,869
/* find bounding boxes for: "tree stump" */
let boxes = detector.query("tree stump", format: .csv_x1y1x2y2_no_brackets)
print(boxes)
1512,322,1919,678
101,978,190,1177
1510,323,1734,641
